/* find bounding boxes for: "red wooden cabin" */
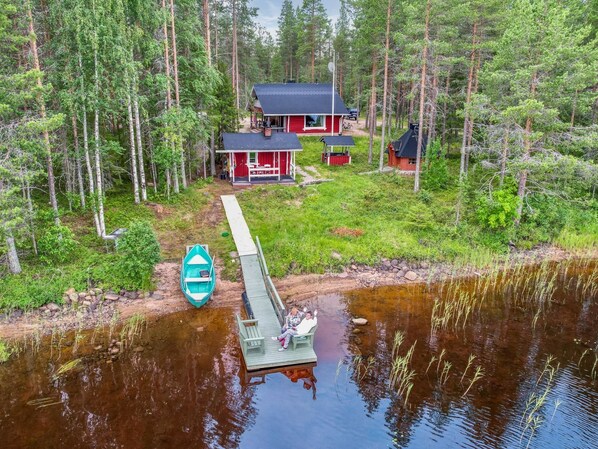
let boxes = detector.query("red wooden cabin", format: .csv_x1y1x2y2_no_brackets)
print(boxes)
219,130,303,185
320,135,355,166
249,83,349,135
387,124,427,171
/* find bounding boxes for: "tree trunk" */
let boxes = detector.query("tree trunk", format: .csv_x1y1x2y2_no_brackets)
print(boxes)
126,90,140,204
162,0,172,110
464,50,482,170
5,231,21,274
24,177,38,255
378,0,392,172
414,0,431,193
515,73,538,224
27,3,59,226
94,48,106,237
133,75,147,201
499,128,509,186
203,0,211,63
166,168,171,199
569,89,577,131
408,79,415,123
231,0,239,108
79,54,101,236
148,128,158,193
71,115,86,209
368,58,377,164
169,0,181,108
460,21,478,179
169,0,187,189
172,160,180,194
441,68,451,149
427,60,439,145
210,129,216,176
82,104,101,236
395,81,402,129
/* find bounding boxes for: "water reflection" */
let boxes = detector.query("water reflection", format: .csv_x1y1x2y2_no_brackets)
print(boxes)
0,260,596,449
241,364,318,400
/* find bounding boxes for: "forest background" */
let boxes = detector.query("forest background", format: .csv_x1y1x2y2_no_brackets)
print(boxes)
0,0,597,310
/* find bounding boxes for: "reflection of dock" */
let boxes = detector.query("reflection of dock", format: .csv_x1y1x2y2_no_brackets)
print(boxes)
221,195,317,371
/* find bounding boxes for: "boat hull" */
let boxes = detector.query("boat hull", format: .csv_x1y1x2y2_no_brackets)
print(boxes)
180,245,216,308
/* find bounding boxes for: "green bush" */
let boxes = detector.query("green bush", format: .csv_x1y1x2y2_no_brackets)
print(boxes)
115,220,161,289
38,225,78,264
476,188,520,230
0,274,66,311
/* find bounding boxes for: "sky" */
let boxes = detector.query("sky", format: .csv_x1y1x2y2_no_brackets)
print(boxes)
249,0,340,37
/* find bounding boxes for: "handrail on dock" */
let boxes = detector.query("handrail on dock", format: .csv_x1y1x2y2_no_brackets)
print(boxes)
256,236,286,326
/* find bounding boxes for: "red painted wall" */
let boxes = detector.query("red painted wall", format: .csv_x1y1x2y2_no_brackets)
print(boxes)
287,115,343,135
231,151,291,178
321,153,351,166
387,144,417,171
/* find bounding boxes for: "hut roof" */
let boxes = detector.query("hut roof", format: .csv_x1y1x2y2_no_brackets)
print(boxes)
320,136,355,147
391,124,427,158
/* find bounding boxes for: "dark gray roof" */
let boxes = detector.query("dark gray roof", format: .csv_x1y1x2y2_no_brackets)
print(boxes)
253,83,349,116
391,124,427,158
320,136,355,147
219,132,302,153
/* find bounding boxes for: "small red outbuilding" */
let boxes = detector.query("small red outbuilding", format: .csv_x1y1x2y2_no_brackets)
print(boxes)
218,131,303,185
387,124,427,171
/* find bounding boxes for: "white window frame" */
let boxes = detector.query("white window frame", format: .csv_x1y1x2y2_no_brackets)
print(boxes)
249,152,257,165
304,114,326,129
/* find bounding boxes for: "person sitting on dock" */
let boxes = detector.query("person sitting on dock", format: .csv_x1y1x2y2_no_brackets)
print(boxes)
282,306,305,332
273,310,318,351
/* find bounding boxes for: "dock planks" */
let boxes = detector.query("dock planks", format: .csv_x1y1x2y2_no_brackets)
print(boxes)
221,195,317,371
221,195,257,256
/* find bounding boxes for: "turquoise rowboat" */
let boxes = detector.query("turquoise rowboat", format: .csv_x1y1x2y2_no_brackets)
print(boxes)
180,245,216,307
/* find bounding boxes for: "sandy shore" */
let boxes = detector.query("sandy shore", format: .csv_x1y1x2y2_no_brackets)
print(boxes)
1,245,593,341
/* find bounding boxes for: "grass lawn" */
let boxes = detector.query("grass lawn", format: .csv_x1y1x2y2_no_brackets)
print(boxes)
238,136,491,277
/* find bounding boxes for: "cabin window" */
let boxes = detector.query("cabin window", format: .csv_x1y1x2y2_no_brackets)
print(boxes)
408,158,417,165
305,114,325,128
249,152,257,165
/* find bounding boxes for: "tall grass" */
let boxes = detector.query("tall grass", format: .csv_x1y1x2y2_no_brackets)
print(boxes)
520,355,560,448
388,331,417,406
431,258,597,333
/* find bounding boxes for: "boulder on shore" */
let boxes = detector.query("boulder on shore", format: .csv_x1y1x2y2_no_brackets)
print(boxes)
352,317,368,326
404,271,418,281
46,302,61,312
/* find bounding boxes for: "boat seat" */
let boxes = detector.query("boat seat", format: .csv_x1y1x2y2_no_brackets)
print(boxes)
188,254,208,265
187,292,209,301
185,277,212,283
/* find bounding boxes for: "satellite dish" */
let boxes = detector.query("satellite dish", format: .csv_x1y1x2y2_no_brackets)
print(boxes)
328,61,335,73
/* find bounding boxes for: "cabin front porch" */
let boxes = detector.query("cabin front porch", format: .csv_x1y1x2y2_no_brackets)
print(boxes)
231,175,296,186
225,149,298,185
250,110,286,133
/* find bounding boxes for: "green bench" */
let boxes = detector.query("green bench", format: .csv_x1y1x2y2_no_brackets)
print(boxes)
236,314,265,355
291,324,318,350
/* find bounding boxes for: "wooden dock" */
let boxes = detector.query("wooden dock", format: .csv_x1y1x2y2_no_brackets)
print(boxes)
221,195,317,371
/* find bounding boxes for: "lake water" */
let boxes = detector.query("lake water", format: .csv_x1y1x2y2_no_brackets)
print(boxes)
1,260,596,449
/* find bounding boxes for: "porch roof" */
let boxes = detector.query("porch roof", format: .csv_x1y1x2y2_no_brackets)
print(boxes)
219,132,303,153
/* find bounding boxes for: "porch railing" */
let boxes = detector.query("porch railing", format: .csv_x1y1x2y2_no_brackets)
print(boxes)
248,164,280,181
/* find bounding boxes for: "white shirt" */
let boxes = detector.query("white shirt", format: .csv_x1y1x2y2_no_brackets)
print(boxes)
296,316,317,335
